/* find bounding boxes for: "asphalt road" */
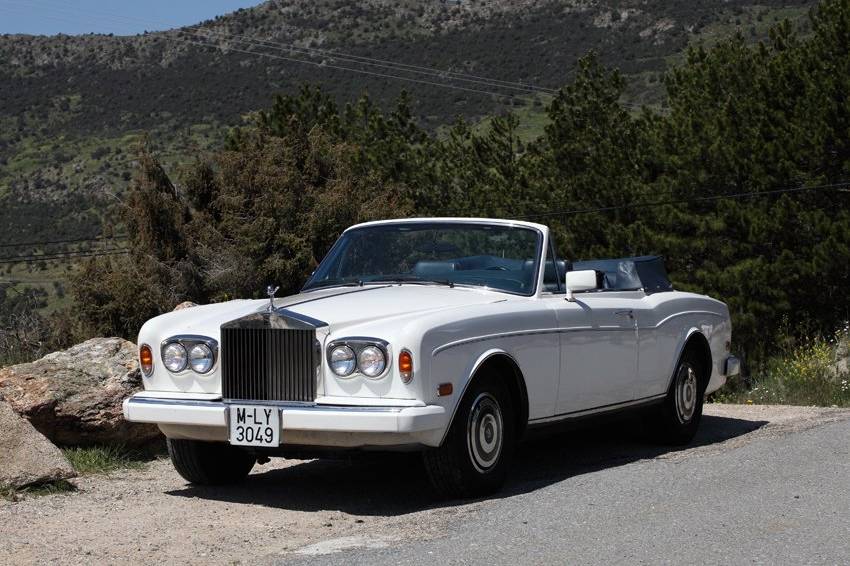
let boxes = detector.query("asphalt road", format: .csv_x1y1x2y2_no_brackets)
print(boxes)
2,405,849,565
283,405,850,565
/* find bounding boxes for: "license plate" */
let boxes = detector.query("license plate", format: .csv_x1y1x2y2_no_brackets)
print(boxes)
228,405,280,447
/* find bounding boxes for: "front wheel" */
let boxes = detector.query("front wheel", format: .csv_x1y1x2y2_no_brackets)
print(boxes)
645,349,706,445
167,438,256,485
423,375,515,498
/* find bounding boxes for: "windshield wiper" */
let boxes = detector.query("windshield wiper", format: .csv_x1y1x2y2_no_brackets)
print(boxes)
304,278,364,290
367,275,455,288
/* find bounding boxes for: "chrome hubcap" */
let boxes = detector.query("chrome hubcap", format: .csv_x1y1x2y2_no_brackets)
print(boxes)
467,393,504,473
675,364,698,423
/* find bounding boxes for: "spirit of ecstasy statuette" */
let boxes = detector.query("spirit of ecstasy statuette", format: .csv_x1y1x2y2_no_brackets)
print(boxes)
267,285,279,312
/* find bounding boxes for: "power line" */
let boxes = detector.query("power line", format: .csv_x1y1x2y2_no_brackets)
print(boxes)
518,181,850,220
0,278,64,284
2,184,846,264
0,0,558,97
177,28,557,96
0,249,129,265
0,0,666,113
172,36,518,99
0,236,126,250
0,2,516,99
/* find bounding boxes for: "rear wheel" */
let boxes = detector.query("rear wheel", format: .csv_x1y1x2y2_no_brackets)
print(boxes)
645,348,706,445
167,438,256,485
423,375,515,498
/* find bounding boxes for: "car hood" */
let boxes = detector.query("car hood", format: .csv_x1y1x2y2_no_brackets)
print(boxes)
144,285,511,340
282,284,508,332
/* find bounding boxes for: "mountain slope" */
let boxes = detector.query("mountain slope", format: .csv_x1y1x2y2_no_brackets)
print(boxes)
0,0,814,254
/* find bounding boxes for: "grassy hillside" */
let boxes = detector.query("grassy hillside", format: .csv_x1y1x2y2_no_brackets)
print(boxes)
0,0,816,307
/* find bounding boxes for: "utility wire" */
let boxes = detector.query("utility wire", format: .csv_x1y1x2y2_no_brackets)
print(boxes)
0,0,557,97
172,36,518,99
2,183,847,264
0,0,663,109
0,236,126,249
517,181,850,220
180,28,555,96
0,249,129,265
0,3,519,99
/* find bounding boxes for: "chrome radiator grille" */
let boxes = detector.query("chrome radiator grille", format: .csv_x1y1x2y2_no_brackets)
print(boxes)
220,327,318,402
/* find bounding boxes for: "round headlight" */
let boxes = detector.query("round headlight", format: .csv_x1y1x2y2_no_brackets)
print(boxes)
330,345,356,376
162,343,188,373
358,346,386,378
188,343,214,374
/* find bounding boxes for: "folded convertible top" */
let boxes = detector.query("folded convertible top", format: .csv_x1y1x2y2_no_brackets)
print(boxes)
571,255,673,294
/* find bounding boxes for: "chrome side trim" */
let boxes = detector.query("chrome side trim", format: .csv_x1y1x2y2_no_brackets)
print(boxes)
433,311,725,356
433,327,593,356
528,394,666,425
652,310,722,329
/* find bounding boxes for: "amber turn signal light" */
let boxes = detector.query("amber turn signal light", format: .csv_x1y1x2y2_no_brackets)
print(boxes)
399,350,414,383
139,344,154,377
437,382,453,397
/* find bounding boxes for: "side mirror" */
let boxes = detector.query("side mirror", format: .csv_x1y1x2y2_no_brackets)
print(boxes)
565,270,600,302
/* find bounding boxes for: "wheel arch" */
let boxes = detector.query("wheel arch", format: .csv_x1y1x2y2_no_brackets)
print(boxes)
442,349,530,445
669,329,713,391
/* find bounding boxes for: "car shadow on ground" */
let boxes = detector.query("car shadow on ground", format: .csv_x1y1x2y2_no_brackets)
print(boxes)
165,414,767,515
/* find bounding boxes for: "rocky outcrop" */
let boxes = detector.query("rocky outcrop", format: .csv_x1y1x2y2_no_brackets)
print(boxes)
0,399,76,488
173,301,198,311
0,338,159,447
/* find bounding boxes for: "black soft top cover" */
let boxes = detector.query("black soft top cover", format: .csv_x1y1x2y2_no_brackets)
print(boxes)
571,255,673,294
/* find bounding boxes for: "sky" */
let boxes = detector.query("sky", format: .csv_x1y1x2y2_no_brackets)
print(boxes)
0,0,263,36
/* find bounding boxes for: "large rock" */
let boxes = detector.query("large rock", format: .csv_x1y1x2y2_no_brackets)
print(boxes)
0,399,76,488
0,338,160,447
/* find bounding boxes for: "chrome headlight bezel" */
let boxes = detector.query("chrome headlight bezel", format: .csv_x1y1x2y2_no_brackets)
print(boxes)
326,338,390,379
161,335,219,375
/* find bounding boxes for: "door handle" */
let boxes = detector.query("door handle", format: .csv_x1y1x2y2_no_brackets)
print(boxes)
615,310,635,319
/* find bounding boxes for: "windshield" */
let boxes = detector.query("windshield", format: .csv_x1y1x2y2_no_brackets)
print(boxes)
303,222,543,296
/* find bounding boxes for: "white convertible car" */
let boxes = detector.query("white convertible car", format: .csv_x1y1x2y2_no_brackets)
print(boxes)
124,218,739,497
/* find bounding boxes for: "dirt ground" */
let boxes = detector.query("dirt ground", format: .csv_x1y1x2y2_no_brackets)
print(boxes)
1,404,848,565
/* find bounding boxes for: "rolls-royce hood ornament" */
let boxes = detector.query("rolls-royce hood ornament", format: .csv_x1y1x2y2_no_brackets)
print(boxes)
266,285,280,312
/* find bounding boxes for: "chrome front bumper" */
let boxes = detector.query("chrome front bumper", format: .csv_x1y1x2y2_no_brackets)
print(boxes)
122,393,447,434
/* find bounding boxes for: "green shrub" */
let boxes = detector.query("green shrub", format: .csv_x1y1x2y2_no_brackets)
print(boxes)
713,327,850,407
62,445,148,475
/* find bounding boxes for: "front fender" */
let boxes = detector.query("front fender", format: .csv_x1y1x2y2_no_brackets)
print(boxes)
433,347,531,446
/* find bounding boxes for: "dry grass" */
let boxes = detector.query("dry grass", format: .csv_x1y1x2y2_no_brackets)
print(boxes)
713,326,850,407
